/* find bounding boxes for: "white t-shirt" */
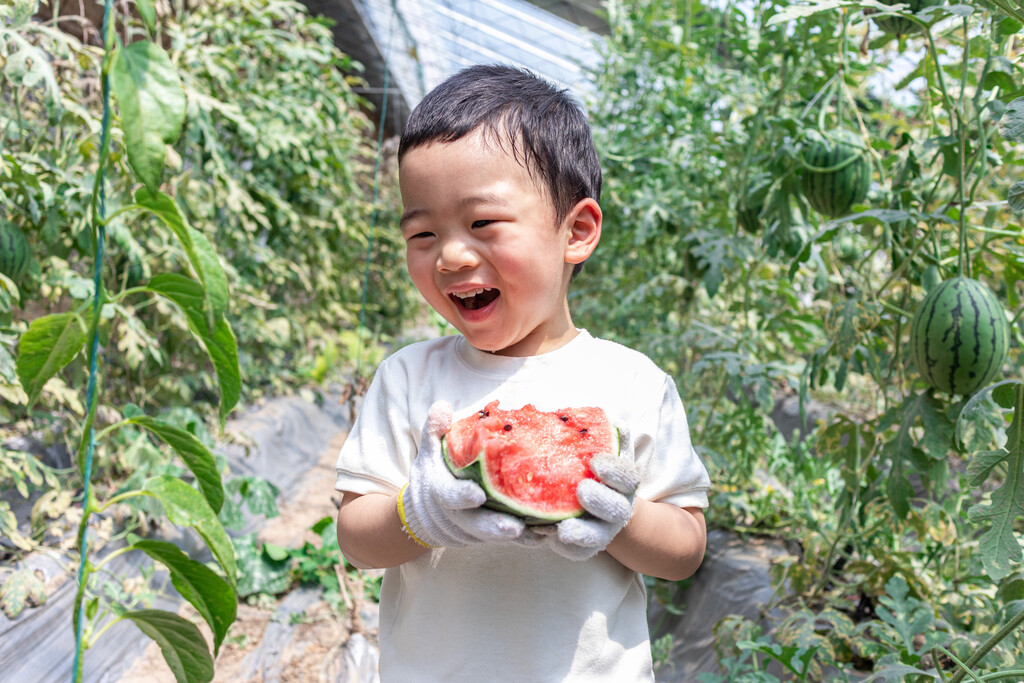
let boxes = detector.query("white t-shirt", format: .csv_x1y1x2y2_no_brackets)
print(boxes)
335,330,710,682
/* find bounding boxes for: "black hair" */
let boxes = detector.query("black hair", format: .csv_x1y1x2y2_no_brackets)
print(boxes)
398,64,602,278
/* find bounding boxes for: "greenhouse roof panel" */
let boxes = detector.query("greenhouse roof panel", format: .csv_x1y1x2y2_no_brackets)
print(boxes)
312,0,604,130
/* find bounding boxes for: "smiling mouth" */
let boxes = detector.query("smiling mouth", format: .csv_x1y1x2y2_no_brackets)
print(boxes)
451,287,500,311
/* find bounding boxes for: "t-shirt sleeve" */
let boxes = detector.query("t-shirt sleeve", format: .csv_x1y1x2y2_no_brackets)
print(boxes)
334,357,416,496
633,374,710,509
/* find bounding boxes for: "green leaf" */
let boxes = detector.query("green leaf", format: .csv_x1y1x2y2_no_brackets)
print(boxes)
220,476,280,531
968,384,1024,581
233,533,292,598
135,192,229,322
994,382,1018,409
15,312,87,406
137,0,157,33
122,609,214,683
983,71,1018,94
127,416,224,513
878,393,951,518
144,273,240,427
133,540,236,654
875,575,942,658
263,543,290,562
143,476,237,588
109,40,185,192
1000,97,1024,143
0,567,46,618
968,449,1010,487
1009,181,1024,215
859,663,934,682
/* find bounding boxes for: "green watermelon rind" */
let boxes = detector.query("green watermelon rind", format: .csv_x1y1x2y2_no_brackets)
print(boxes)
909,277,1010,396
799,130,872,219
442,427,621,525
872,0,942,36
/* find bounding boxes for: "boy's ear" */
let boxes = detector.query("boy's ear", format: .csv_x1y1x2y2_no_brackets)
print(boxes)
563,198,602,265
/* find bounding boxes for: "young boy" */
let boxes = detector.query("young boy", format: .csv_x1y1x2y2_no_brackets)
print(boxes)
335,64,710,681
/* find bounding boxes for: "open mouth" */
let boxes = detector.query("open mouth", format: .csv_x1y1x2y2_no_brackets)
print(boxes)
451,287,500,311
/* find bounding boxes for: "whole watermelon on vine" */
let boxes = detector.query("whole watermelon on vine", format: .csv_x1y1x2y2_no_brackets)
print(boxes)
909,277,1010,396
872,0,942,37
799,129,872,219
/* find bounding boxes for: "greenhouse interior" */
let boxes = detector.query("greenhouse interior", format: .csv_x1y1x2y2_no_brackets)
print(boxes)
2,0,1024,680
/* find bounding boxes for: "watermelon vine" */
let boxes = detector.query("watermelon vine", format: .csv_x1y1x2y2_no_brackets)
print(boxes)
582,0,1022,677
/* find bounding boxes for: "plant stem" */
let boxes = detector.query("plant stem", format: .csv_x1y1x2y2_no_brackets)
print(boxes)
72,1,115,680
86,615,125,649
956,17,970,280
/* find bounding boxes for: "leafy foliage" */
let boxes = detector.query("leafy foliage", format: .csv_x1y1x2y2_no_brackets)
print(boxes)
584,0,1022,679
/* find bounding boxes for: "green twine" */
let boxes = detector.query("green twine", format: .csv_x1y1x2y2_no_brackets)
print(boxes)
72,0,113,679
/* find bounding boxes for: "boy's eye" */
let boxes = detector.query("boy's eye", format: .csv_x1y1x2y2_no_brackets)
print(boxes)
408,231,434,240
471,219,494,228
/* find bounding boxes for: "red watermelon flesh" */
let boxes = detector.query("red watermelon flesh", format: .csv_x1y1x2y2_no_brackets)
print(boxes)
442,401,619,524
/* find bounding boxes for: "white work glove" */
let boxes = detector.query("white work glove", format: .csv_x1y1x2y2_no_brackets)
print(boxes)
398,401,528,549
538,449,641,561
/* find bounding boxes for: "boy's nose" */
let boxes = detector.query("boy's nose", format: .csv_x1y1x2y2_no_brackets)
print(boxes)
437,238,478,272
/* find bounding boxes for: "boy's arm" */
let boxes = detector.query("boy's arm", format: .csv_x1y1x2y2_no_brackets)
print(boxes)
336,491,429,569
605,499,706,581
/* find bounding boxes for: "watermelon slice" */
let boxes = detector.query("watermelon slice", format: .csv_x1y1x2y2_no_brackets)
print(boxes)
442,401,619,524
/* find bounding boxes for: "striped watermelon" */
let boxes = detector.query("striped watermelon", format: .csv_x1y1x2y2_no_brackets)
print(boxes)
799,130,872,218
443,401,619,524
873,0,941,36
909,277,1010,396
0,221,31,280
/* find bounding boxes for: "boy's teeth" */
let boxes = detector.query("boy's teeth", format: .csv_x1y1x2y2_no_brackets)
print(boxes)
451,287,499,310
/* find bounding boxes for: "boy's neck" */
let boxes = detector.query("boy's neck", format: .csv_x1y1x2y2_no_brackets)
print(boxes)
481,323,580,358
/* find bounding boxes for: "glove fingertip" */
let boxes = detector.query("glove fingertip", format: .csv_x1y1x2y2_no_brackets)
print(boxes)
589,455,641,494
427,401,453,436
442,479,487,508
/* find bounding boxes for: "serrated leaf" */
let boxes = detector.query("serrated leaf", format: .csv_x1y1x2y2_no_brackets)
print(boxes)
127,416,224,513
109,40,185,192
15,312,86,407
122,609,213,683
1000,97,1024,142
133,540,236,653
968,449,1011,487
0,567,46,618
875,575,941,658
967,383,1024,581
143,476,236,588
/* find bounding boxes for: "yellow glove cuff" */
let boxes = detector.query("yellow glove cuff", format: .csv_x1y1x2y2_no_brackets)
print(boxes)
398,484,436,549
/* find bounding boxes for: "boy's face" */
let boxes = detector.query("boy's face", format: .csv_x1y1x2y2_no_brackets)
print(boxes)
399,131,595,356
